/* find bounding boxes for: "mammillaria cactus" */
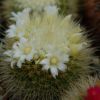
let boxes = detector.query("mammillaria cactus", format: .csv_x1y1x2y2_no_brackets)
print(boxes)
62,77,100,100
0,5,95,100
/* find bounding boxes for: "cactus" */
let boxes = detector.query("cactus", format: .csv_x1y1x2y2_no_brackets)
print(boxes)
62,77,98,100
0,5,95,100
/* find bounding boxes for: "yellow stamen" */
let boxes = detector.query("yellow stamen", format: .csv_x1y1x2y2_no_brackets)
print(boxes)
50,56,59,65
23,46,32,54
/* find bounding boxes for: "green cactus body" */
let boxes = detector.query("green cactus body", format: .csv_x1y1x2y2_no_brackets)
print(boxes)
0,39,93,100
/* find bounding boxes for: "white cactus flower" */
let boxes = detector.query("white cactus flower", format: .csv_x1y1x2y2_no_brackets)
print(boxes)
40,48,69,78
6,8,31,38
4,38,35,68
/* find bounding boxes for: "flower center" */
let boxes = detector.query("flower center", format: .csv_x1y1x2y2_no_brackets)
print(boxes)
50,56,59,65
23,46,32,54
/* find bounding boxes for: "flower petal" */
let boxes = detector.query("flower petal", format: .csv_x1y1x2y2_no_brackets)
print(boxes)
11,60,16,68
20,37,27,44
40,59,49,65
58,63,67,72
26,54,33,61
17,56,25,68
4,50,12,57
17,61,22,68
50,67,58,78
13,50,22,58
60,54,69,62
42,65,49,71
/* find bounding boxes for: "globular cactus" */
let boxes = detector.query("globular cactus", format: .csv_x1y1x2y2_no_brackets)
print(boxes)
0,6,95,100
62,77,99,100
